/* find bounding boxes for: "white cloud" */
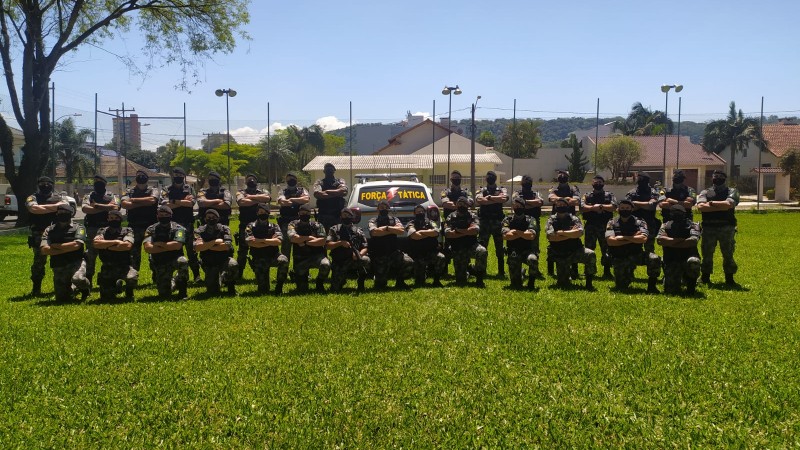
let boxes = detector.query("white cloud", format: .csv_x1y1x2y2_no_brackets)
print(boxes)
230,126,262,144
315,115,350,131
412,111,432,120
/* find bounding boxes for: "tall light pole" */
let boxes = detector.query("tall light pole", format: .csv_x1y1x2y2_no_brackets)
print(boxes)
215,88,237,193
661,84,683,184
442,85,461,181
469,96,481,195
675,96,682,169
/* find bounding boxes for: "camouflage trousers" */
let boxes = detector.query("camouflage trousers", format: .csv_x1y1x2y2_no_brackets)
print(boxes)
150,257,189,297
84,226,100,281
372,251,413,286
584,223,610,269
202,257,239,292
701,225,737,276
550,248,597,284
177,221,200,277
664,257,701,294
237,225,250,271
610,252,661,289
250,254,290,291
53,259,91,302
330,255,371,291
507,249,540,286
410,252,447,283
130,227,147,271
644,222,660,254
293,253,331,283
478,217,505,271
29,232,46,283
451,243,488,282
97,262,138,299
278,219,294,263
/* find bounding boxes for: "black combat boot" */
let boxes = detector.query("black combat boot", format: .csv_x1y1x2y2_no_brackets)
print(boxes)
602,266,613,280
725,273,736,286
356,276,365,292
497,254,505,278
31,281,41,296
297,281,309,293
274,282,283,295
647,277,659,293
125,287,135,301
395,278,409,289
547,259,555,277
686,278,697,295
80,288,90,302
701,273,711,284
177,286,188,300
585,275,594,290
528,274,536,290
475,273,485,288
431,276,442,287
315,280,325,293
227,282,236,296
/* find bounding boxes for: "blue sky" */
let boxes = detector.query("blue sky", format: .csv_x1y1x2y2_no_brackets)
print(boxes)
2,0,799,150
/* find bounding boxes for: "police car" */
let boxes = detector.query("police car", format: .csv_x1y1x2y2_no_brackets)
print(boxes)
346,173,440,238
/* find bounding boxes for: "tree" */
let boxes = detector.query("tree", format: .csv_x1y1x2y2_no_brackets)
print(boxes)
0,1,251,226
171,149,210,187
779,148,800,190
497,120,542,159
201,133,237,153
477,130,496,148
260,131,296,187
563,134,589,182
126,148,158,169
612,102,673,136
155,139,184,173
323,133,346,156
702,101,765,180
285,125,325,170
595,135,643,182
49,118,95,189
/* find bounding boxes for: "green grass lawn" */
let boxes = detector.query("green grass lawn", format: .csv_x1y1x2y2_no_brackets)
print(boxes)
1,212,799,447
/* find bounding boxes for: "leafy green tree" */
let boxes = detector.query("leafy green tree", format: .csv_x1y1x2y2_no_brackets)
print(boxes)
126,148,158,169
702,101,765,180
49,118,95,188
323,133,346,156
612,102,673,136
171,149,211,187
595,135,643,182
260,131,297,187
779,148,800,190
497,120,542,159
285,125,325,170
201,133,237,153
156,140,184,173
0,1,250,226
477,130,496,148
563,134,589,182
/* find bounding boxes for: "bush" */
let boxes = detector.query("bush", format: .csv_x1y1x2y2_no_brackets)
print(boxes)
766,189,775,200
734,175,757,194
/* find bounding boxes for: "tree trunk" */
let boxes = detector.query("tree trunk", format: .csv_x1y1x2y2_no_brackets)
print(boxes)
11,136,48,228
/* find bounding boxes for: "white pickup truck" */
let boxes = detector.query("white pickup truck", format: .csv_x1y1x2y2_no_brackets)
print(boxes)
0,187,77,221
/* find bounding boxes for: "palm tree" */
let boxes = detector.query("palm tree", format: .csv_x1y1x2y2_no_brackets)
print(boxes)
286,125,325,170
50,118,95,189
702,102,764,180
260,132,296,188
612,102,674,136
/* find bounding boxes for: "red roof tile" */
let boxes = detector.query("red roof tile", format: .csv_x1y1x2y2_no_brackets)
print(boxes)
763,124,800,158
593,135,726,167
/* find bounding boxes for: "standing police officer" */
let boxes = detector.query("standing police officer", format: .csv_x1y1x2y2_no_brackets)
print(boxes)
40,204,91,302
287,204,330,292
121,169,159,272
545,197,596,289
197,171,232,226
625,172,661,255
696,170,739,286
580,175,616,279
445,196,488,287
368,199,413,290
93,210,138,301
605,200,661,293
313,163,348,231
659,170,696,223
81,174,120,284
235,174,271,276
162,167,200,281
143,205,189,299
194,209,238,296
657,204,701,295
475,170,509,277
326,207,370,292
405,204,446,288
245,203,289,294
440,170,472,265
25,176,66,295
502,197,540,290
276,172,310,259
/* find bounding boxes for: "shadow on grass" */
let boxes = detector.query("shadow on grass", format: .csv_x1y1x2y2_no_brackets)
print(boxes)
8,292,51,302
34,297,83,307
705,281,750,293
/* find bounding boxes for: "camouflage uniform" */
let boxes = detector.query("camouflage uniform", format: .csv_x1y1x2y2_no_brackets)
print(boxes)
82,189,120,282
287,218,330,290
476,184,508,275
697,184,740,279
194,222,239,294
581,189,616,273
41,221,90,302
327,223,370,291
25,189,63,290
658,219,701,294
440,186,473,263
161,184,199,278
625,183,661,254
122,184,159,271
197,186,233,226
144,221,189,297
368,214,413,288
245,219,289,293
236,184,270,271
547,183,581,275
445,210,488,284
545,213,596,285
659,184,697,222
605,216,662,290
501,212,540,289
277,184,309,259
313,176,348,231
511,187,543,259
95,225,138,300
405,217,446,286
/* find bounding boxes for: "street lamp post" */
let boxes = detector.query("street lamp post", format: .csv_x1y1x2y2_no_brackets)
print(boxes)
470,96,481,195
442,85,461,182
215,88,237,193
661,84,683,184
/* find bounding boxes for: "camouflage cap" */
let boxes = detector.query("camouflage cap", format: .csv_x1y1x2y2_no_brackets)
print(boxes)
108,210,123,219
157,205,173,215
57,203,74,215
204,209,220,218
257,203,270,213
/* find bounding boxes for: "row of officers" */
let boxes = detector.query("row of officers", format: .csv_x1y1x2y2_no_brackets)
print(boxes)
25,164,738,301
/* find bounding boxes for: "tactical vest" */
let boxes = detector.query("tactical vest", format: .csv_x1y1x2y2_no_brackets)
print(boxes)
199,188,231,225
369,216,399,257
292,220,325,257
98,227,133,265
126,186,158,228
582,190,614,226
547,215,582,255
46,223,84,267
552,184,578,214
443,187,466,216
662,186,693,222
279,186,303,221
84,190,115,228
478,185,504,219
165,185,194,225
29,191,61,232
506,214,534,253
446,212,478,250
196,223,231,265
627,186,657,225
149,223,184,265
516,189,541,218
701,186,737,227
407,218,439,259
662,220,699,263
607,217,644,258
248,220,279,259
317,178,345,215
238,188,263,226
330,224,364,262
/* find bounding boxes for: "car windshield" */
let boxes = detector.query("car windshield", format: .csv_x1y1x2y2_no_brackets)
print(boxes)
356,185,430,208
